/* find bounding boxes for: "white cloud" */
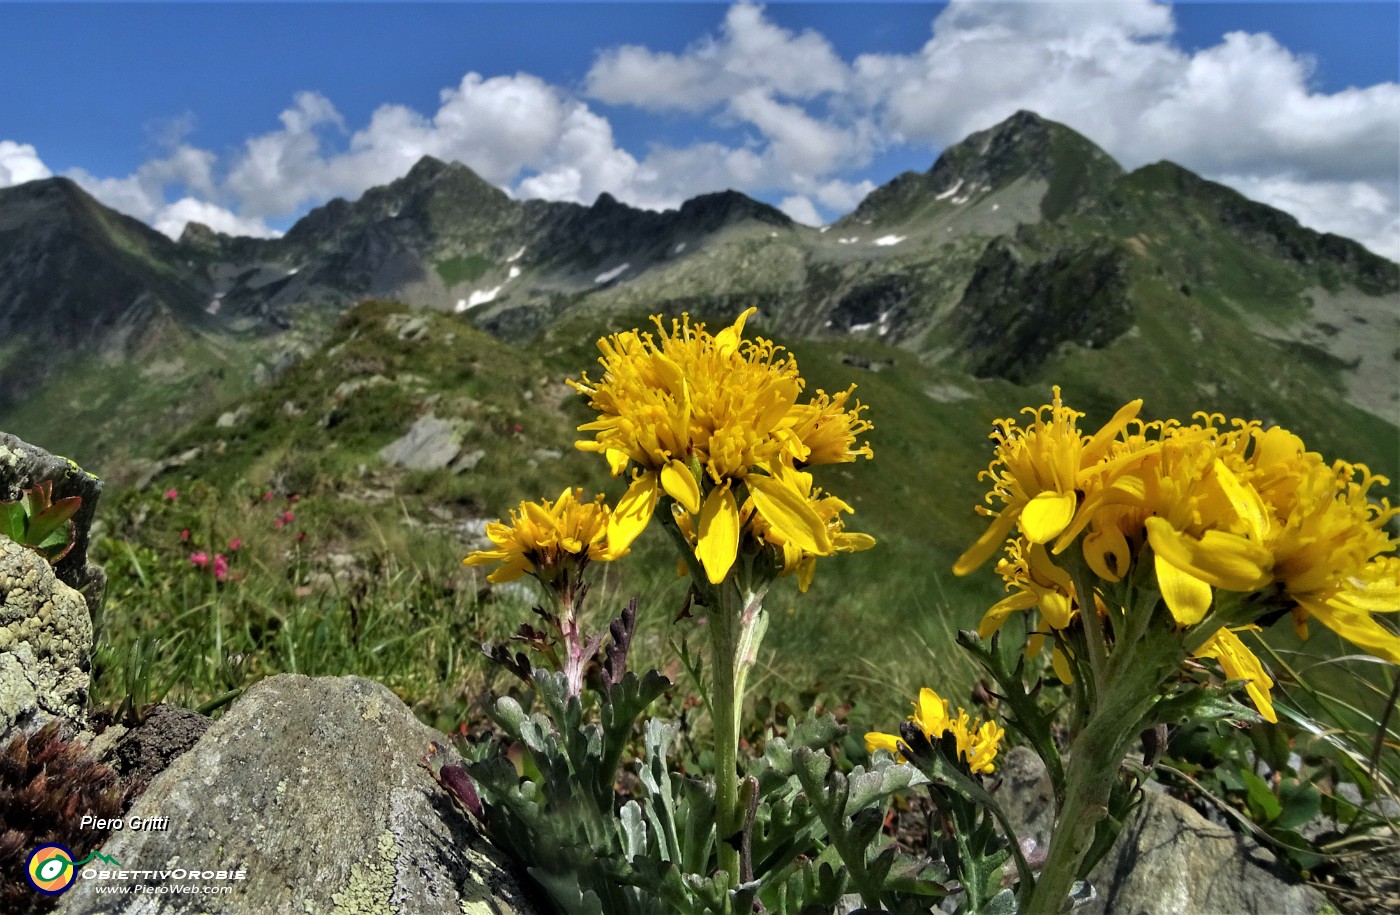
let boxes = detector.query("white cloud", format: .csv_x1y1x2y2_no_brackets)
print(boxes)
1217,174,1399,262
14,0,1395,263
153,197,281,240
0,141,52,187
778,194,822,226
853,0,1398,259
587,1,848,112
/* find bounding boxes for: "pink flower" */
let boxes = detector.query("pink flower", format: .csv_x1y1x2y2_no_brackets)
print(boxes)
227,538,242,551
262,490,273,502
181,529,190,542
189,552,209,567
286,494,300,504
281,511,295,524
273,519,284,529
164,488,179,502
213,554,230,581
512,423,524,434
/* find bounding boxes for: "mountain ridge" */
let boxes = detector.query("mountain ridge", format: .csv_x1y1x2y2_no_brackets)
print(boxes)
0,110,1394,484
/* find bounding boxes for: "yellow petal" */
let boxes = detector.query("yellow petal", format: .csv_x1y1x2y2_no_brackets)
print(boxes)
605,448,631,476
954,508,1021,576
1196,628,1277,723
913,688,949,739
1146,517,1273,591
1211,459,1270,541
661,459,702,514
1154,551,1214,625
609,471,660,554
715,307,757,358
1083,525,1131,582
1038,589,1076,629
1021,491,1077,544
696,485,740,584
1051,646,1075,684
747,472,831,554
1083,398,1142,465
1296,595,1400,665
864,731,903,757
834,532,877,553
978,592,1037,638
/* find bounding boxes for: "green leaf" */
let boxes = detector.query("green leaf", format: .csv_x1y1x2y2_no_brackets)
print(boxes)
1240,768,1283,824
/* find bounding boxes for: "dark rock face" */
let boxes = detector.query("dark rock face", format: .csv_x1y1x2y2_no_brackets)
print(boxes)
946,238,1134,382
0,432,106,616
108,705,213,806
57,675,542,915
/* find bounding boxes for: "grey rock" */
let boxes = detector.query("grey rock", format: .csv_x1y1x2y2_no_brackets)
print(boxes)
0,432,106,615
379,414,463,471
993,748,1329,915
452,449,487,474
109,704,213,802
0,537,93,740
215,406,252,428
386,313,432,341
1084,790,1327,915
57,674,542,915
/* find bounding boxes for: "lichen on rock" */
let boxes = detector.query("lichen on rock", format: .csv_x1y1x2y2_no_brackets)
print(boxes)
0,537,93,740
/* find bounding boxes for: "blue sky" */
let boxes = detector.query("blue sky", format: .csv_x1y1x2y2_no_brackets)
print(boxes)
2,2,1396,258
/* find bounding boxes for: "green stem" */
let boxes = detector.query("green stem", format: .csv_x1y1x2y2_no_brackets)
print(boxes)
1026,637,1174,913
710,578,743,885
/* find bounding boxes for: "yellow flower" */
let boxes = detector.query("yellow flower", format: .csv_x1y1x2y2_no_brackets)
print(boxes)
865,687,1003,773
1193,627,1277,723
463,487,617,584
960,390,1400,671
570,309,873,584
954,386,1143,576
979,536,1079,639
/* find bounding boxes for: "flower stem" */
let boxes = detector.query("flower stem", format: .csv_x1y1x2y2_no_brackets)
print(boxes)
709,578,743,885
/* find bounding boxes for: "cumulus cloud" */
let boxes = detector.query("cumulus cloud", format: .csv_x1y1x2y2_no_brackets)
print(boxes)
854,0,1398,258
587,1,848,111
1218,174,1399,262
0,141,52,187
13,0,1396,260
68,144,279,240
778,195,823,226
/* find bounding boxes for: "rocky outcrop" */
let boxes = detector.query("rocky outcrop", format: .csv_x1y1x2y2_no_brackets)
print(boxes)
57,674,542,915
995,747,1329,915
0,537,93,740
378,413,467,471
0,432,106,616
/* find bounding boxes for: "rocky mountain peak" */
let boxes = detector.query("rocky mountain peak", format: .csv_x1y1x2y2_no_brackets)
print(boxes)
846,111,1124,227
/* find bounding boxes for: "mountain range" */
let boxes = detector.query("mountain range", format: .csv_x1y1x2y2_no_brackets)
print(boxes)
0,110,1395,491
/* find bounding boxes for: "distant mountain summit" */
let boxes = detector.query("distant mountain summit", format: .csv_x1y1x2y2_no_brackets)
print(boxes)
846,110,1124,228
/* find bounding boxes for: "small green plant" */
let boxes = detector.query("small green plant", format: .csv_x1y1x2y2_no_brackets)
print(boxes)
0,481,80,564
0,723,125,914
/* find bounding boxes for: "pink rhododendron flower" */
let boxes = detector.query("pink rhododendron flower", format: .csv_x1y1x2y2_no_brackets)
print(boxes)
213,554,229,581
189,552,209,567
181,529,190,542
228,538,242,551
164,488,179,501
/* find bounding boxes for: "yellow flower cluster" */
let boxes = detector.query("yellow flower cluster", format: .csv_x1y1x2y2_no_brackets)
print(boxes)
463,487,616,584
957,388,1400,719
865,687,1004,774
570,308,874,586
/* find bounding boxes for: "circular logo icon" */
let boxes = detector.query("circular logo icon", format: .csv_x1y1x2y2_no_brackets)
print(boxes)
26,844,78,895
